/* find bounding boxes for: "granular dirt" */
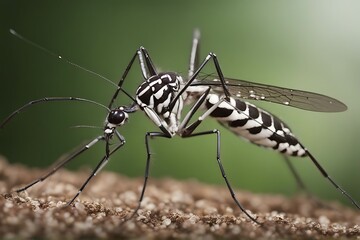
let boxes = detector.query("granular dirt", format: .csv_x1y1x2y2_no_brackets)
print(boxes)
0,158,359,239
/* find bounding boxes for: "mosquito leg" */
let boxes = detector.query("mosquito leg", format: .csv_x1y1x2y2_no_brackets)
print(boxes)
142,106,174,137
188,29,201,78
183,130,261,224
178,98,260,224
123,102,177,220
178,87,211,131
15,136,104,193
305,149,360,209
108,50,139,109
182,97,228,136
169,52,230,112
108,46,158,109
282,155,307,192
66,136,126,206
125,132,171,222
281,155,333,209
179,84,308,195
139,47,157,77
138,48,149,80
121,105,173,222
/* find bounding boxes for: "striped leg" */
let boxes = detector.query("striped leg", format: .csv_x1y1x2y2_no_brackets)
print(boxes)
15,136,104,193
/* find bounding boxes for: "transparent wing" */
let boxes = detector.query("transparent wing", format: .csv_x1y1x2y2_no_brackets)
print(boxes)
191,74,347,112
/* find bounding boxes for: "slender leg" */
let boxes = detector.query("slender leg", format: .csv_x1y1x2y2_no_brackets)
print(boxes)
108,46,158,109
15,136,104,193
97,131,125,177
108,50,139,109
188,29,201,78
169,52,231,112
66,134,126,206
138,48,149,80
282,155,307,192
125,132,171,221
183,130,260,224
178,87,211,131
123,102,181,220
139,47,157,77
120,104,179,223
305,150,360,209
142,106,173,137
183,97,228,136
178,97,260,224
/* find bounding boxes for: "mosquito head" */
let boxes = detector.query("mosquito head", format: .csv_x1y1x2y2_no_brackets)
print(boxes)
104,104,138,134
107,107,129,126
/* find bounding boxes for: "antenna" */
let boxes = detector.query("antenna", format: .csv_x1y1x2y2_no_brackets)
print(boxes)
9,28,136,102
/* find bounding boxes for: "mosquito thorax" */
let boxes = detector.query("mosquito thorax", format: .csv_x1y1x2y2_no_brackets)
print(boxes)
135,72,183,112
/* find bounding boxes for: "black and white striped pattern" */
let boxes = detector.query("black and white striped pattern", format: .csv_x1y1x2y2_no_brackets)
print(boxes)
204,93,307,157
135,72,185,133
5,29,359,225
134,70,307,158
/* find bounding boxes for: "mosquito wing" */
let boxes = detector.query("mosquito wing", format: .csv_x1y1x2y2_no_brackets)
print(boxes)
191,74,347,112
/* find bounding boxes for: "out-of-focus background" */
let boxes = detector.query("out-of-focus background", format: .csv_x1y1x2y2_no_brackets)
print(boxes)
1,1,359,207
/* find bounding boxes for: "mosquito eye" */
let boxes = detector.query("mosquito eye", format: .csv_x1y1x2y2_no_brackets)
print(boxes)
108,110,127,125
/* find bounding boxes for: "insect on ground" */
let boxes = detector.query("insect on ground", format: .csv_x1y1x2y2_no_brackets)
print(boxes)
1,29,359,225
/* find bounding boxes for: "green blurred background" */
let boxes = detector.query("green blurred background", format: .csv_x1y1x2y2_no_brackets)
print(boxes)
1,1,359,207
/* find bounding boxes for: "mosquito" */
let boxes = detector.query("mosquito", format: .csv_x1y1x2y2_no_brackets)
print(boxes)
1,29,359,225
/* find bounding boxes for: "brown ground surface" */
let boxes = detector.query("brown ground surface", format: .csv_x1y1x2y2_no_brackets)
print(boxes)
0,158,359,239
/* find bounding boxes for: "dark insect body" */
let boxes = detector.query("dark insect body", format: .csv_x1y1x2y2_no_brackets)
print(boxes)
1,29,358,225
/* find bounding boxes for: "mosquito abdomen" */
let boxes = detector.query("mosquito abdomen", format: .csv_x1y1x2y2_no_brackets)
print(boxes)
205,94,307,157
